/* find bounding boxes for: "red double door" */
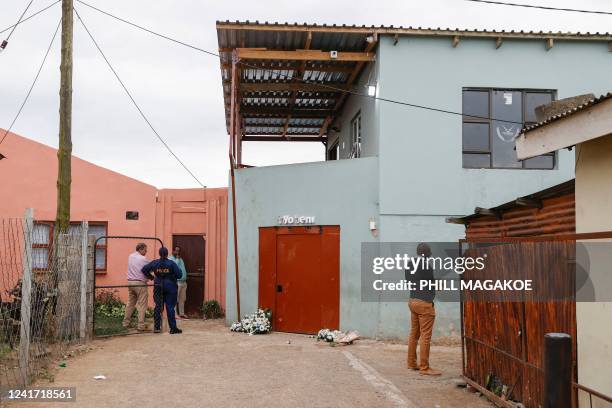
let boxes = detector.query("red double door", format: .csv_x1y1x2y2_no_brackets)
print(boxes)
258,226,340,334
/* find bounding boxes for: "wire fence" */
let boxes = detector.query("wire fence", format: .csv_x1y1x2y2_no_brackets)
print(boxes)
0,212,91,388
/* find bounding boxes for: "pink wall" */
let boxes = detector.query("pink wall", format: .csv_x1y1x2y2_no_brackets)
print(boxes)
156,188,227,308
0,131,227,309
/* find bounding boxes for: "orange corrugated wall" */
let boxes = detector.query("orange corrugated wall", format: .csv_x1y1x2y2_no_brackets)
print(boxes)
466,194,575,239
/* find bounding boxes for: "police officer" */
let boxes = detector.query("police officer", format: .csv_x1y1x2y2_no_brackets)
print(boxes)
142,247,183,334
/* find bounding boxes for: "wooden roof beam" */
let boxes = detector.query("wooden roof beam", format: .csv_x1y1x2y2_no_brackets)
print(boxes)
236,48,375,62
474,207,502,220
243,136,326,142
240,106,335,116
515,197,543,209
239,83,346,92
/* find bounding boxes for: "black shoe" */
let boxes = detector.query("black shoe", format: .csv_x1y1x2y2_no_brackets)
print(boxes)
153,328,161,333
170,328,182,334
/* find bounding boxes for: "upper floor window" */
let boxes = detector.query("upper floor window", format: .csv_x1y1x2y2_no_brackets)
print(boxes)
350,112,362,158
32,221,108,271
462,89,555,169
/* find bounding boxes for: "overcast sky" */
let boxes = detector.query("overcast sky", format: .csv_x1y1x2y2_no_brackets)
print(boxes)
1,0,611,188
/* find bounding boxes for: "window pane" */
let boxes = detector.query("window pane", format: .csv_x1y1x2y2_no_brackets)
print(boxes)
462,123,489,152
89,224,107,244
463,91,489,119
32,223,50,245
32,248,49,269
491,90,522,168
525,92,553,123
463,153,491,168
524,154,554,169
95,248,106,270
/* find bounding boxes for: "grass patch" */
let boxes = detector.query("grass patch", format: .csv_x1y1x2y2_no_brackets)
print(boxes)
94,314,128,336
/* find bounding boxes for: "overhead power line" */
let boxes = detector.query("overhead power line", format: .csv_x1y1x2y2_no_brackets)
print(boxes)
1,18,62,146
75,0,524,125
1,0,35,52
465,0,612,16
1,1,61,37
74,7,206,188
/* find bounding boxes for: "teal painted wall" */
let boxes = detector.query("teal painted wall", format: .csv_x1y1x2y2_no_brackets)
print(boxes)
226,158,382,336
377,35,611,217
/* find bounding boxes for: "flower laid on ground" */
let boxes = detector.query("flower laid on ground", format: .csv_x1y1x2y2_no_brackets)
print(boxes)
230,309,271,335
317,329,360,344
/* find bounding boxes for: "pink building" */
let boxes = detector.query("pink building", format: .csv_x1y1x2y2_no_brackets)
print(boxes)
0,131,227,315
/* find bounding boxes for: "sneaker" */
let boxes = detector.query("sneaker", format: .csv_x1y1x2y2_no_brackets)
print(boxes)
153,328,161,333
170,328,183,334
419,368,442,376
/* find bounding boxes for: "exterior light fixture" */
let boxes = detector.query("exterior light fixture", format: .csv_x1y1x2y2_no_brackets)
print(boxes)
367,85,376,96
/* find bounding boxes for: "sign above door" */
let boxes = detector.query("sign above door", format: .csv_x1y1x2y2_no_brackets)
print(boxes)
277,215,316,225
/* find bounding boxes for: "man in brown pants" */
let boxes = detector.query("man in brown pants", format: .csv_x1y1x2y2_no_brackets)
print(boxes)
406,243,441,376
122,243,150,331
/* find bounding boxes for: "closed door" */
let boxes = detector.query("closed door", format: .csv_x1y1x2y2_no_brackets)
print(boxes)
259,226,340,334
172,235,205,317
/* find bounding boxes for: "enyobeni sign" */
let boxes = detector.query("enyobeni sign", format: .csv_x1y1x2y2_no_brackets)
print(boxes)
277,215,316,225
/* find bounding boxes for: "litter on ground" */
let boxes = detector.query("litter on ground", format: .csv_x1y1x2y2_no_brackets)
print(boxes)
317,329,360,345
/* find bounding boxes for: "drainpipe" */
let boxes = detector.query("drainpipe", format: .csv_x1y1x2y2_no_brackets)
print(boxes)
229,50,241,319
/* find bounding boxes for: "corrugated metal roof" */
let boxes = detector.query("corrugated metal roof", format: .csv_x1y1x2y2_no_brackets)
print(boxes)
447,179,575,224
521,93,612,133
216,20,612,40
217,21,612,141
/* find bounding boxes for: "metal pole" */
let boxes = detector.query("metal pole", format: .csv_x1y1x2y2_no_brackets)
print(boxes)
79,221,88,341
19,208,34,386
544,332,572,408
229,51,241,319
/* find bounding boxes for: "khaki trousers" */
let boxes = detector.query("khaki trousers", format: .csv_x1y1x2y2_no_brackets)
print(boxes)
407,298,436,370
122,281,149,330
177,282,187,316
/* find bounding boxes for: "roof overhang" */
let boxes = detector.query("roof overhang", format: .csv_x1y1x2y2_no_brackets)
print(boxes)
217,22,384,166
516,94,612,160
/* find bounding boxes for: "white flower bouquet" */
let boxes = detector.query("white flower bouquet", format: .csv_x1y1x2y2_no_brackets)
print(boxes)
230,308,272,335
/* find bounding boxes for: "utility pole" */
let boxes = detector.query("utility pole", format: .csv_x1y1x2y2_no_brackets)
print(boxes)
56,0,73,233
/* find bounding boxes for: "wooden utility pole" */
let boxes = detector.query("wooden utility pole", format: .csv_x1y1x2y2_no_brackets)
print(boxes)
56,0,73,233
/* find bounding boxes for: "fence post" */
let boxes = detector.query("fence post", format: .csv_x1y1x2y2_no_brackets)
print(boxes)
19,208,34,386
544,332,572,408
86,235,95,340
79,221,89,341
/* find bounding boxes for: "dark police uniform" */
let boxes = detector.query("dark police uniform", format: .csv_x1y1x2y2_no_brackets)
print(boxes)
142,258,182,332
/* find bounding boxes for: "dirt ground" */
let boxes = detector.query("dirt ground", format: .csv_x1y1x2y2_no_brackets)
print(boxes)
8,320,493,408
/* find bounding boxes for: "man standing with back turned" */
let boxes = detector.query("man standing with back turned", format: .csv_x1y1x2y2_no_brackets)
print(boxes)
142,247,183,334
406,243,441,376
122,243,149,331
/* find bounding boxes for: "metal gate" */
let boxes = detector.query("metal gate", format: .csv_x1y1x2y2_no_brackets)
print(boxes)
92,236,163,338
